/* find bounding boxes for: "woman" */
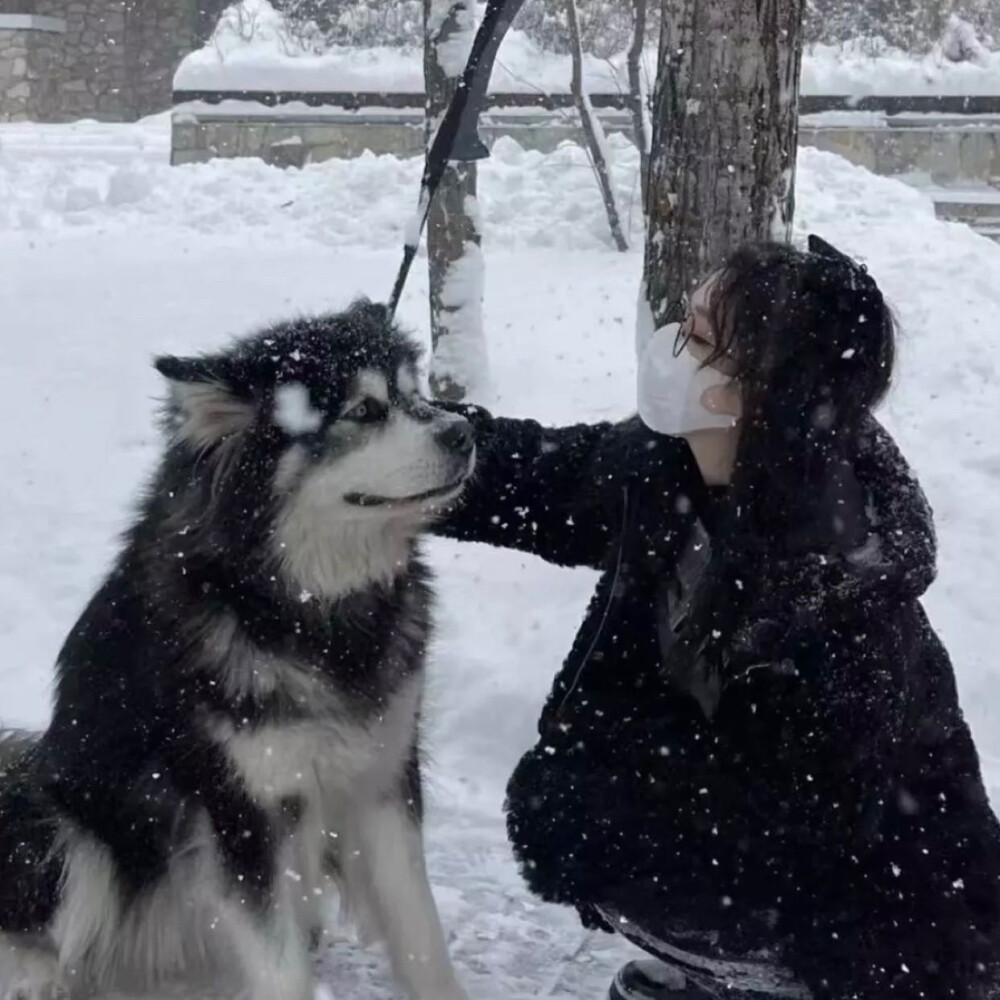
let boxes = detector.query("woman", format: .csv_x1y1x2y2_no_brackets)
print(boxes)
436,238,1000,999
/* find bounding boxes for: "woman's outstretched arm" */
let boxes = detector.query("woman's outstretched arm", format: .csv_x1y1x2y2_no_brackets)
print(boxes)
434,405,704,570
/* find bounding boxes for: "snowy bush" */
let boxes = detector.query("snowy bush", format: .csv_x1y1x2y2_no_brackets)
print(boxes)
803,0,998,54
205,0,998,59
273,0,424,49
206,0,423,56
513,0,998,59
513,0,655,60
274,0,651,58
941,14,989,63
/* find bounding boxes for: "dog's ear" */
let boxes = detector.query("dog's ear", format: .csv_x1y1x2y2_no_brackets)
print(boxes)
155,354,255,451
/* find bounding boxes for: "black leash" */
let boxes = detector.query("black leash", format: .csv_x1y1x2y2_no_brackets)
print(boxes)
387,0,528,320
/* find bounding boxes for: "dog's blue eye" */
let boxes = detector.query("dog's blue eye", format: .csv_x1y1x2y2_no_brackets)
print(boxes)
344,398,387,424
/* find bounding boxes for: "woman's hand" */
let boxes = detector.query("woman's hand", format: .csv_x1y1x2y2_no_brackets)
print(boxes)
681,384,742,486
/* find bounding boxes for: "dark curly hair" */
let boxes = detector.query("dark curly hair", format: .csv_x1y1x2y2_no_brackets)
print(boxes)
707,236,895,545
664,237,897,703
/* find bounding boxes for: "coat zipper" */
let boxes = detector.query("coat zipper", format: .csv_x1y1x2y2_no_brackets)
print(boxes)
555,484,631,717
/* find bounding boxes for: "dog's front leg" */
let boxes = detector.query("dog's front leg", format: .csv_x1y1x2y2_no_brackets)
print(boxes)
219,824,314,1000
344,794,468,1000
223,900,313,1000
177,745,313,1000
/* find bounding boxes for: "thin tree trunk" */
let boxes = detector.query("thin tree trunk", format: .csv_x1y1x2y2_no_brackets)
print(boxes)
627,0,650,210
424,0,487,401
642,0,805,329
566,0,629,252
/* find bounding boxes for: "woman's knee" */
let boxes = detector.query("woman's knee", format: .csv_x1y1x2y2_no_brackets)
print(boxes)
505,747,608,903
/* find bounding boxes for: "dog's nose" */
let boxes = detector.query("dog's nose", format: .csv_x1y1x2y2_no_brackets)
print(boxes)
435,418,474,456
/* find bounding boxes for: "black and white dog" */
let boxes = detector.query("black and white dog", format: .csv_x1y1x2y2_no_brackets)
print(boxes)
0,301,475,1000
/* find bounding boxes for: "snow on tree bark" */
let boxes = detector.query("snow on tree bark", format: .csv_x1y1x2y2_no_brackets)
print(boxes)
642,0,805,329
566,0,629,253
429,227,488,392
424,0,487,402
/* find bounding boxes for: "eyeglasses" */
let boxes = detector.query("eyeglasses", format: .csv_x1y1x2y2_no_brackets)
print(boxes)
670,295,740,376
671,310,721,361
671,292,693,358
672,319,694,358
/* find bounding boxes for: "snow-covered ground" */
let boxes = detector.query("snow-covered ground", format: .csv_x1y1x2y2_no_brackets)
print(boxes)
2,116,1000,998
175,0,1000,97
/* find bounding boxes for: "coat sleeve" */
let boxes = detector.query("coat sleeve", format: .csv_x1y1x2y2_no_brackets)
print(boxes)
434,404,704,570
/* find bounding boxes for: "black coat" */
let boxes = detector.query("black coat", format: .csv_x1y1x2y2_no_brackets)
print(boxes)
437,407,1000,1000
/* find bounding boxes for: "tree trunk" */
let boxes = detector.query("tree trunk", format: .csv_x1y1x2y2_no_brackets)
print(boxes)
566,0,629,252
627,0,650,210
424,0,487,402
642,0,805,329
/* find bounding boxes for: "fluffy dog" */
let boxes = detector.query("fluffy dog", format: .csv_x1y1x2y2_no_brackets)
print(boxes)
0,301,475,1000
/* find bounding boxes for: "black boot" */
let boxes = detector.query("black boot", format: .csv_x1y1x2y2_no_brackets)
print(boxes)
608,959,715,999
598,898,807,1000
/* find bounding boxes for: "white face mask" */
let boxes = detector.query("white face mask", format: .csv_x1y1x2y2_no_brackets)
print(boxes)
637,323,735,435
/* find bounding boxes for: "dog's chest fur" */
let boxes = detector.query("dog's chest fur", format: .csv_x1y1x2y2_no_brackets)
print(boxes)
206,567,433,808
220,680,421,808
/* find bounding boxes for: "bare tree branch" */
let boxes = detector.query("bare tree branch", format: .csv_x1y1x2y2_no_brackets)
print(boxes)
566,0,629,252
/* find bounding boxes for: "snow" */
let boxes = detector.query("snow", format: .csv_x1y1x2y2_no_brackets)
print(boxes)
2,114,1000,998
0,122,646,251
799,110,890,127
942,15,990,66
274,382,324,434
174,0,631,95
429,0,476,79
803,38,1000,97
175,0,1000,98
431,239,489,397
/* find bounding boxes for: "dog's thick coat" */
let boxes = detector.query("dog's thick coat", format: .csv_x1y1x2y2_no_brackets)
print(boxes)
0,302,474,1000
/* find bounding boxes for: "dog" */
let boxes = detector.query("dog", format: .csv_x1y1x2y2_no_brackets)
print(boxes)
0,301,476,1000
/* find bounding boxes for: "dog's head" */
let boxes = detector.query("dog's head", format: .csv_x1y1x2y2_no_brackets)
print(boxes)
154,300,475,599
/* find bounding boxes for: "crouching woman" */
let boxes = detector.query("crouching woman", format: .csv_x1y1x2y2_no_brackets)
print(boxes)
436,239,1000,999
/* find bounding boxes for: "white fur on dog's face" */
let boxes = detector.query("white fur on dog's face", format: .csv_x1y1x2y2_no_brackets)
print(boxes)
274,367,472,510
271,368,474,599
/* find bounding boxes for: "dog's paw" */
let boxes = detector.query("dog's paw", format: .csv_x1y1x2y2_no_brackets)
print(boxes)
415,985,469,1000
2,960,70,1000
5,983,70,1000
0,943,70,1000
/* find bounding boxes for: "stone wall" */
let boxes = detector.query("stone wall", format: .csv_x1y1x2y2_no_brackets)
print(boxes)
0,15,66,121
0,27,33,121
171,109,1000,190
0,1,221,123
170,111,634,166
